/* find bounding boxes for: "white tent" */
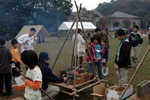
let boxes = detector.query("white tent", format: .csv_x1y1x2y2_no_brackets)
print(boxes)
58,22,96,30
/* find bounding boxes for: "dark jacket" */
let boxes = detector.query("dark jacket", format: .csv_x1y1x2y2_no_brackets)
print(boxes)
129,32,143,47
39,61,64,90
114,42,131,68
0,46,12,74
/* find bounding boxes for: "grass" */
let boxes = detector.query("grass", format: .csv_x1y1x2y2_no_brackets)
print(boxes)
0,37,150,100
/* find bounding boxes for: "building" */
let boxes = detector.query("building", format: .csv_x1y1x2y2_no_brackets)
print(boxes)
107,11,141,28
68,10,104,26
68,10,141,29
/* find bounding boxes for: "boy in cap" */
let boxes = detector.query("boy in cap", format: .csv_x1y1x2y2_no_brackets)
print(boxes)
0,37,12,96
38,52,67,99
129,25,143,68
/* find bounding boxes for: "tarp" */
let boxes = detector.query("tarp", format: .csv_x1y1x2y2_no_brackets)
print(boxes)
58,22,96,30
16,25,51,43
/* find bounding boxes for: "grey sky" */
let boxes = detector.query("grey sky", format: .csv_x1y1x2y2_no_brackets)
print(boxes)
71,0,111,11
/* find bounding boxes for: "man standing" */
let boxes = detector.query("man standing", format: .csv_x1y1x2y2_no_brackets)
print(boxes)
94,28,109,48
94,28,109,76
17,28,37,52
129,25,143,68
114,29,131,84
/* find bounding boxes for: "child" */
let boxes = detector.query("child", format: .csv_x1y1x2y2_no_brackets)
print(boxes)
13,50,42,100
86,43,92,73
114,29,131,84
89,36,103,80
0,37,12,96
101,39,109,76
129,25,143,68
11,39,22,80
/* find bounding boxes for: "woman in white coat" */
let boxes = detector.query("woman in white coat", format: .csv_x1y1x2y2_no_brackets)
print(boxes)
72,29,85,68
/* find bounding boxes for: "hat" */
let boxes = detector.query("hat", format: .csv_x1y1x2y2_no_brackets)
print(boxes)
39,52,50,61
148,27,150,30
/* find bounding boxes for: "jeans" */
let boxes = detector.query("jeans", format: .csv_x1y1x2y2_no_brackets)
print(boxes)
92,59,103,79
86,63,92,73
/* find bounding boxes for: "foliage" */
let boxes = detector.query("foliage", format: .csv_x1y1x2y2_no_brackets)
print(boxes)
96,0,150,29
97,17,109,29
0,0,72,37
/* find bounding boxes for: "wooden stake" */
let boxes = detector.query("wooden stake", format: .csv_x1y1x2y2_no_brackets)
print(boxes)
120,46,150,100
51,18,77,70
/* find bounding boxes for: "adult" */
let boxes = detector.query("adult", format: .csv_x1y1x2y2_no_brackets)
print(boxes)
94,28,109,76
39,52,67,100
72,28,85,68
5,33,10,42
129,25,143,68
114,29,131,84
0,37,12,96
147,27,150,44
94,28,109,48
17,28,37,52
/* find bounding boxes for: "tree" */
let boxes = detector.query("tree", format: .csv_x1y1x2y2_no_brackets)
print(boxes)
96,3,113,16
122,19,131,28
0,0,72,37
97,17,108,29
82,7,87,12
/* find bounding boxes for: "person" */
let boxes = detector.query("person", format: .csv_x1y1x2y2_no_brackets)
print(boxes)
38,52,67,100
114,29,131,84
72,28,85,68
129,25,143,68
17,28,37,52
0,37,12,96
105,28,109,35
147,27,150,44
6,33,10,42
11,39,22,81
89,35,103,80
86,43,92,73
101,39,109,76
94,28,109,48
12,50,42,100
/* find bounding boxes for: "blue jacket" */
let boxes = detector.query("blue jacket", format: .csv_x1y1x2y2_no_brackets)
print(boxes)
39,61,64,90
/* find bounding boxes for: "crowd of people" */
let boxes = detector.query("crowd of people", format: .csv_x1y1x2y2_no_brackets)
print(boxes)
0,25,144,99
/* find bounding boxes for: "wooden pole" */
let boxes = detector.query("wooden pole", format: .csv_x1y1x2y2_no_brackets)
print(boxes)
120,46,150,100
78,14,99,80
21,74,55,100
51,18,77,70
40,88,55,100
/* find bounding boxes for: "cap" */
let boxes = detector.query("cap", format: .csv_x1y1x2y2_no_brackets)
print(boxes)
148,27,150,30
39,52,50,61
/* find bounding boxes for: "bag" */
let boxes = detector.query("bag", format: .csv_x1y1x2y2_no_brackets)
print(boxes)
77,42,85,53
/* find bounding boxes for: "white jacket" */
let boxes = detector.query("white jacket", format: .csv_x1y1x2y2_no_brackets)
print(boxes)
17,34,37,52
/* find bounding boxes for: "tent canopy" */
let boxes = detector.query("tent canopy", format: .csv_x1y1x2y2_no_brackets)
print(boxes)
15,25,51,43
58,22,96,30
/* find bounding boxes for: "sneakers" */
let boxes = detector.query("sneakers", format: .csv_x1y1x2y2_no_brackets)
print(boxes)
102,67,109,76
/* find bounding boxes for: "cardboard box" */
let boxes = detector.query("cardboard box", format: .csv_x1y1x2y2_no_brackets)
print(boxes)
91,83,109,100
78,72,94,82
76,77,84,85
106,84,133,100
